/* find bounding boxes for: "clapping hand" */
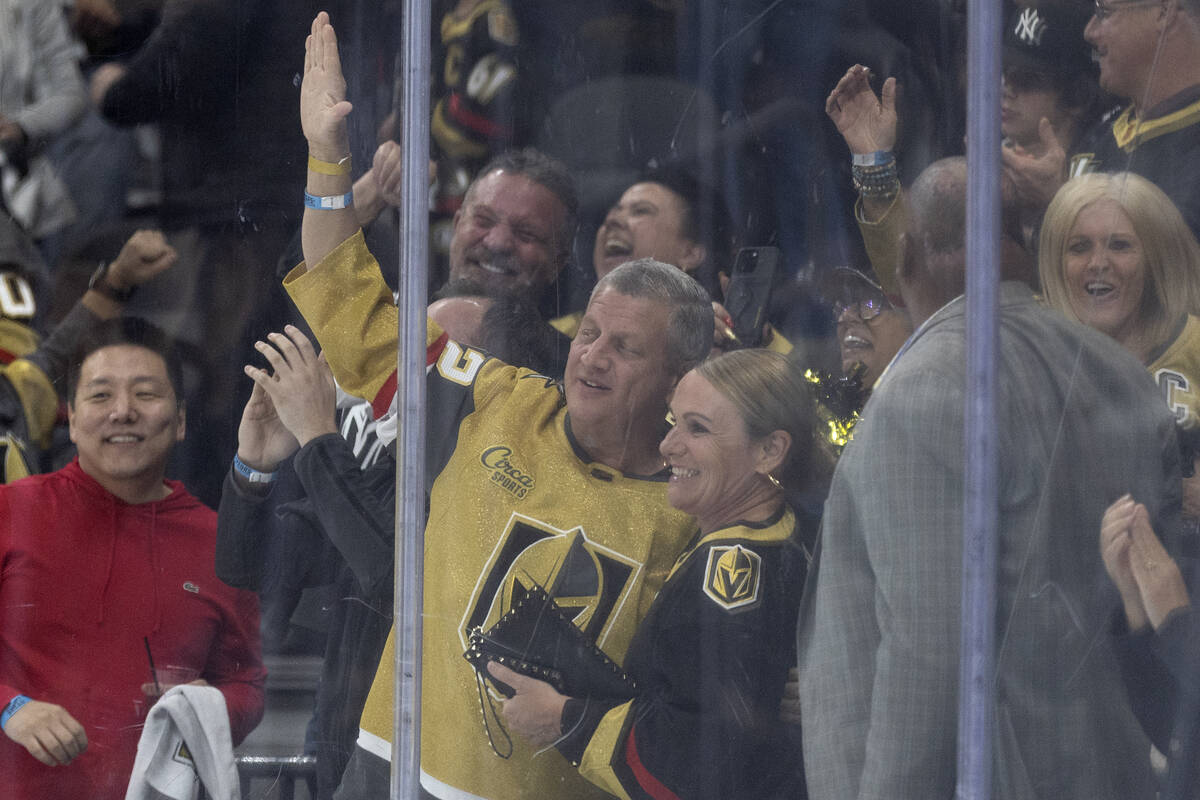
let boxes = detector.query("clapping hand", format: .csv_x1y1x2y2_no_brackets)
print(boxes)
239,325,337,471
1101,495,1191,631
236,379,299,473
1000,117,1066,214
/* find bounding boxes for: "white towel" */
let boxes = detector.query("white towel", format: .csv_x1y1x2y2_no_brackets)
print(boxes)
124,685,240,800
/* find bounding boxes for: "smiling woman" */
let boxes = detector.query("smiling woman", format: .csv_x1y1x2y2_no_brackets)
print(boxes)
1039,172,1200,363
1039,172,1200,520
494,349,820,799
591,179,708,280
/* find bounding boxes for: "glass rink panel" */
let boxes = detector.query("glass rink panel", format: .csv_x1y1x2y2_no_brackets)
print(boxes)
0,0,1195,798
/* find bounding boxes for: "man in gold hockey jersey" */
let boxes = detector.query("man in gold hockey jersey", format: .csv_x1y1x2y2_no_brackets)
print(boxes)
285,14,714,799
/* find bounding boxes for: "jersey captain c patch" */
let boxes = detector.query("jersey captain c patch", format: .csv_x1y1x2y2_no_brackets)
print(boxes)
703,544,762,611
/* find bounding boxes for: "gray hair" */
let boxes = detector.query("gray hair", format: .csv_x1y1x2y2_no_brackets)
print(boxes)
593,257,712,375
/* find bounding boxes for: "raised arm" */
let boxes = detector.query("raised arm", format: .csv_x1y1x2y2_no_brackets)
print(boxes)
827,65,897,158
1103,495,1197,755
826,65,906,295
299,12,358,271
352,140,405,228
826,64,898,223
1000,117,1067,218
244,325,395,595
8,229,175,461
243,325,338,449
1101,495,1153,631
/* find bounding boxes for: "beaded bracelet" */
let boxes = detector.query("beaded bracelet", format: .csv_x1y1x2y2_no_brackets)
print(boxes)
851,161,900,200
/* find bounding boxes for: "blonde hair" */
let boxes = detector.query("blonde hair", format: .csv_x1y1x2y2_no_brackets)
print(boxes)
1038,172,1200,351
694,349,820,492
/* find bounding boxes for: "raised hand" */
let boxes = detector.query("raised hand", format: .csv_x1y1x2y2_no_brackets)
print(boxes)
236,380,299,473
353,140,404,225
300,12,353,161
487,661,568,747
3,699,88,766
1000,117,1066,214
826,64,897,155
373,140,404,208
106,229,177,290
244,325,337,448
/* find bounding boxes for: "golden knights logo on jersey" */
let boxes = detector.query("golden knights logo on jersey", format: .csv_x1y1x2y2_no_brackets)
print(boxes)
459,514,641,654
703,544,762,611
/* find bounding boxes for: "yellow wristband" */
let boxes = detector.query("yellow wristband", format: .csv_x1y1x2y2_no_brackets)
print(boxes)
307,154,352,175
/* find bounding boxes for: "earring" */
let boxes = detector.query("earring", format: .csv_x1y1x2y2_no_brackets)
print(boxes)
766,473,782,491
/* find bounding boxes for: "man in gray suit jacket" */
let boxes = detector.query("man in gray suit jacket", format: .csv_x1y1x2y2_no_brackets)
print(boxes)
796,158,1178,799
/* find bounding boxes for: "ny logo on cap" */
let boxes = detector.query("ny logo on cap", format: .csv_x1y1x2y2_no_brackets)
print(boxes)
1014,8,1047,46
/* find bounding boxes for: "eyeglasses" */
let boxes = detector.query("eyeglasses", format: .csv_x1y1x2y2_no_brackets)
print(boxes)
1092,0,1161,22
832,296,889,321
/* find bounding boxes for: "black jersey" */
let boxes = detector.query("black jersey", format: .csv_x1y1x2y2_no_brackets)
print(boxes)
558,507,808,799
1070,93,1200,240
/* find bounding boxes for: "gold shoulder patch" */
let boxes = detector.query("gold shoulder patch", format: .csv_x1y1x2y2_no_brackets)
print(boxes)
487,6,519,47
1067,153,1097,179
702,544,761,611
1,434,30,484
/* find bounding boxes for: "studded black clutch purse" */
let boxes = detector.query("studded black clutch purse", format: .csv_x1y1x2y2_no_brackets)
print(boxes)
463,584,636,701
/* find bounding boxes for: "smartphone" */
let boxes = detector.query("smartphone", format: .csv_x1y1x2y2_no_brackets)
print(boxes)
723,246,780,348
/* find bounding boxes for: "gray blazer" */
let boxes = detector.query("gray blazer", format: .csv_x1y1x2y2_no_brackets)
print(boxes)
797,282,1179,800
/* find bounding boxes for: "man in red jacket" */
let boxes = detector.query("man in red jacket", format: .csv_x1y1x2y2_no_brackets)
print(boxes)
0,317,266,800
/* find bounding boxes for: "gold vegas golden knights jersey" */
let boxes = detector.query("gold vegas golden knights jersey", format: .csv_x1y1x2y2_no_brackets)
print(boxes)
285,231,694,800
1150,315,1200,431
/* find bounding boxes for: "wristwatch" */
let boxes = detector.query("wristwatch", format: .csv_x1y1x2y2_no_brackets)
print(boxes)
88,261,136,302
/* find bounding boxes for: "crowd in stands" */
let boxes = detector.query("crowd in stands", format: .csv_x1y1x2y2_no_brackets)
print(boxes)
1,0,1200,798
